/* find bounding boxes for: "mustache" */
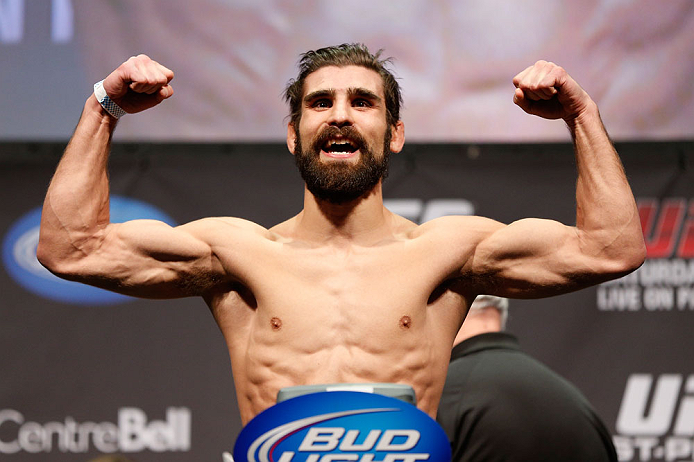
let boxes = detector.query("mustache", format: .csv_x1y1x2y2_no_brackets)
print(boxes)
310,126,368,153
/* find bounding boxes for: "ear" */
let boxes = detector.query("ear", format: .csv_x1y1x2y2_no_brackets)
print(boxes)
389,120,405,154
287,122,298,155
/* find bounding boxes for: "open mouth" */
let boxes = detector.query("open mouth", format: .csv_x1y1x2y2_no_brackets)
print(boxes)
322,138,359,158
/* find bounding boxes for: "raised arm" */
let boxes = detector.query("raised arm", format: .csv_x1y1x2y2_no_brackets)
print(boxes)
468,61,646,297
37,55,226,298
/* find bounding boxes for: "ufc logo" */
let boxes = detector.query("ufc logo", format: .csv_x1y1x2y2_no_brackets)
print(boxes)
639,198,694,259
616,374,694,437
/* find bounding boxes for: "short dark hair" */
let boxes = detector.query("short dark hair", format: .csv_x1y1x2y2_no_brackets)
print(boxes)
284,43,402,130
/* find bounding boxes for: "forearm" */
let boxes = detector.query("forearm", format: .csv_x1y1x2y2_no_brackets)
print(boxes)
567,103,646,269
37,95,117,270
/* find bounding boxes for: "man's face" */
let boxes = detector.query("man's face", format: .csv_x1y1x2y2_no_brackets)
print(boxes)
289,66,403,204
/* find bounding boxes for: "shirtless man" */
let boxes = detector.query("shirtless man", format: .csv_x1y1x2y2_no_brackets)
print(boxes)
36,44,646,425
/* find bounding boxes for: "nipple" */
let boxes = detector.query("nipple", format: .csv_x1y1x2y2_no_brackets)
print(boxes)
270,317,282,331
399,315,412,330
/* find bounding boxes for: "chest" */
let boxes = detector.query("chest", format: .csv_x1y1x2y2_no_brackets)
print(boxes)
261,243,442,306
240,245,462,335
211,239,469,358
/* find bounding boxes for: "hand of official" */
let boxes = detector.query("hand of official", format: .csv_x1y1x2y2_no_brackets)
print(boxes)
512,60,593,121
101,54,174,114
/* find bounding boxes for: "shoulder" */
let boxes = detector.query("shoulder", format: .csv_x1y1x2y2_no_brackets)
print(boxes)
176,216,278,242
406,215,505,243
383,215,508,278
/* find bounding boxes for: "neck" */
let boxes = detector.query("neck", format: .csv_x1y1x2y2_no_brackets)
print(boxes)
296,181,392,244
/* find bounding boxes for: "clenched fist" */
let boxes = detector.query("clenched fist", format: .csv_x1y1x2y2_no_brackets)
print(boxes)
100,54,174,115
513,60,594,121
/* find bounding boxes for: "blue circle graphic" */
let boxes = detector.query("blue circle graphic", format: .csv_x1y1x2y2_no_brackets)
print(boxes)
2,196,177,305
234,391,451,462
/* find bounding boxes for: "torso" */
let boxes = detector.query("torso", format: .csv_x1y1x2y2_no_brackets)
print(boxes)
201,213,476,424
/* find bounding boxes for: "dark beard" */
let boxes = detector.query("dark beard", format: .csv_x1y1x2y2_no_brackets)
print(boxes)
294,125,391,204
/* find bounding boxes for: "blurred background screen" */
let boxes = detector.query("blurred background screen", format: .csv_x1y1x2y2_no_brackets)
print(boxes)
2,0,693,142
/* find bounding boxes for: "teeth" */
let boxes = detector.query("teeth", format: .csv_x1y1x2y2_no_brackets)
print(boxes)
324,139,355,153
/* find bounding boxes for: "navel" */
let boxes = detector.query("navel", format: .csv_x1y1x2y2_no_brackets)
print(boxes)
399,315,412,330
270,317,282,331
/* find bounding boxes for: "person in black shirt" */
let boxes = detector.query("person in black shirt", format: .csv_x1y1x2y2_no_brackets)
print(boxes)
437,295,618,462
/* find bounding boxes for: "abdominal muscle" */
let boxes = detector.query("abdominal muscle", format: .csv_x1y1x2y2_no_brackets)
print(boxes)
215,293,461,425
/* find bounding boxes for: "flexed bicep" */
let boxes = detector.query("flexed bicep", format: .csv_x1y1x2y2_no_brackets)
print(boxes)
41,218,228,299
469,218,630,298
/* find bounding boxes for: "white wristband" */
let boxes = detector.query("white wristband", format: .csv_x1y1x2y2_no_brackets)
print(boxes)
93,80,126,119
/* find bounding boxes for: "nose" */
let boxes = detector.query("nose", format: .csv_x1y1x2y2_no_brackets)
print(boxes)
327,100,353,127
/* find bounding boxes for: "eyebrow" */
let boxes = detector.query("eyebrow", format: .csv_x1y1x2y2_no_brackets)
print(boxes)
303,87,382,104
348,87,381,102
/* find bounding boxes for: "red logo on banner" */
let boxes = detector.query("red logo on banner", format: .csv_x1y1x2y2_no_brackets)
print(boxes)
640,198,694,259
597,198,694,313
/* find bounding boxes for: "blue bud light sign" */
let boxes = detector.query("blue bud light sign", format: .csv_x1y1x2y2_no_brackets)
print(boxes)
233,391,451,461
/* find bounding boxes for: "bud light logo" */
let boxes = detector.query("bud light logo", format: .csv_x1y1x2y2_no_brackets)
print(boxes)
233,391,451,462
2,196,176,305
